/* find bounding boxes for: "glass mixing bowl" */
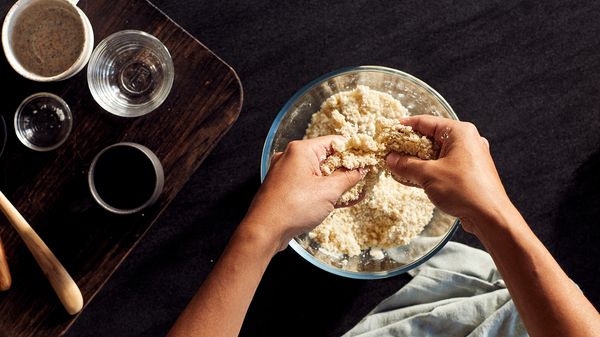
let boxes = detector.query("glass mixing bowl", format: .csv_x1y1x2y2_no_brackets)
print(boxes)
261,66,460,279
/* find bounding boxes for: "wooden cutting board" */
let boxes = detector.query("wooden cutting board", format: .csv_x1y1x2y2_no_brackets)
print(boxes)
0,0,243,336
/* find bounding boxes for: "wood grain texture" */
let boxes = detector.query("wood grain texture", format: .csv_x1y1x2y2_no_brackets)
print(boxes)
0,0,243,335
0,234,9,291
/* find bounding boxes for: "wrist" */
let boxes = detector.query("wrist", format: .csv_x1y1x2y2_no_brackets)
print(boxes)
467,199,526,241
235,218,282,259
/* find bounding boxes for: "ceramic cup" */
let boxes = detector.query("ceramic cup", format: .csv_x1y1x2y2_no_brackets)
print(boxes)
88,143,164,215
1,0,94,82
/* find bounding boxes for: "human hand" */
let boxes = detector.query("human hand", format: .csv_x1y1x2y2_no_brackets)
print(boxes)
242,136,365,252
385,115,512,233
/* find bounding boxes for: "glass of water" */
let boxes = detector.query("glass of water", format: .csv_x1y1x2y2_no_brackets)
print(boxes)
87,30,174,117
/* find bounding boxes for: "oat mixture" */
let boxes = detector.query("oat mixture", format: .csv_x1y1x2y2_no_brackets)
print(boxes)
320,118,439,204
321,119,439,176
304,85,437,256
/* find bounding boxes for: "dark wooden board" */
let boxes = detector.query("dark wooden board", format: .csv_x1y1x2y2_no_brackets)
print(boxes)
0,0,242,336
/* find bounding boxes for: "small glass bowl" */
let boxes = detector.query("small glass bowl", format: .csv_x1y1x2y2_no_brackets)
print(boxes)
262,66,460,279
87,30,174,118
14,92,73,151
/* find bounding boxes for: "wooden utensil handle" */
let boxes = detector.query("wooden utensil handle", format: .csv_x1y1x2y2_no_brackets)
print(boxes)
0,191,83,314
0,236,11,291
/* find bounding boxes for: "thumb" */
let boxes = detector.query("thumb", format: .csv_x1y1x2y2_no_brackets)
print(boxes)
326,168,365,195
385,152,433,186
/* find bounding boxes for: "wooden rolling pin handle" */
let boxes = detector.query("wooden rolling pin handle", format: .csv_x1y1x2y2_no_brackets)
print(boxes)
0,237,11,291
0,192,83,315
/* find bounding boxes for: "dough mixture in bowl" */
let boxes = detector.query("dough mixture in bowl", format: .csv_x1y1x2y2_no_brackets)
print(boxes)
304,85,437,257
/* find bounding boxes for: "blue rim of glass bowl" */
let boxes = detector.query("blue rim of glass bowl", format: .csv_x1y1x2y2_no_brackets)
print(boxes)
260,65,460,279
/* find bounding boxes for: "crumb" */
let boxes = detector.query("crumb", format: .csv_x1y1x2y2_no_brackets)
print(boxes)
369,248,385,260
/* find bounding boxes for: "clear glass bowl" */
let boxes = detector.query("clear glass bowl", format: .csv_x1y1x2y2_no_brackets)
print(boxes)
14,92,73,151
261,66,460,279
87,30,174,118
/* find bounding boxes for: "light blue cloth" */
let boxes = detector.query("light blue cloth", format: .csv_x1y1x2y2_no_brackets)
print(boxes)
343,242,529,337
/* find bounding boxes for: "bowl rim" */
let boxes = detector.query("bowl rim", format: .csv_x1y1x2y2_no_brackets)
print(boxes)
260,65,460,279
14,92,73,152
86,29,174,118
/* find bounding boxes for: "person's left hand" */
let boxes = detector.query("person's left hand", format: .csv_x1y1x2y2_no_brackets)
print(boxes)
242,136,366,252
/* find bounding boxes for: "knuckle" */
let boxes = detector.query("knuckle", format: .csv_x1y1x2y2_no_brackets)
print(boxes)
270,152,283,164
396,156,411,173
461,122,480,137
285,140,302,152
388,155,412,177
463,121,477,131
481,137,490,148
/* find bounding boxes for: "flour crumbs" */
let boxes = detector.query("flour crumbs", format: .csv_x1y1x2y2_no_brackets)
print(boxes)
305,86,437,256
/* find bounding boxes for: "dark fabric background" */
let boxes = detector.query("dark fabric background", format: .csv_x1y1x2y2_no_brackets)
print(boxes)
66,1,600,336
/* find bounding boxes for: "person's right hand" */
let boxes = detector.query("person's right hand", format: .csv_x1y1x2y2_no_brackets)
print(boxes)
385,115,512,233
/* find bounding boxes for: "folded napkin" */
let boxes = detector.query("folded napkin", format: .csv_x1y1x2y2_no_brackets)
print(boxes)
343,241,528,337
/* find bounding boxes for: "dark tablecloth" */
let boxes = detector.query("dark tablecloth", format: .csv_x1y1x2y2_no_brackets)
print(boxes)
67,1,600,336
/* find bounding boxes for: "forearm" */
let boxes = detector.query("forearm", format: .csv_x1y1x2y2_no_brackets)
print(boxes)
472,203,600,337
168,222,278,337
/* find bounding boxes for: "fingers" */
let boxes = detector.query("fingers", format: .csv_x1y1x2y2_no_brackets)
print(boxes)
305,135,346,160
481,137,489,149
271,152,283,165
285,135,346,162
385,151,434,186
400,115,459,145
397,180,422,188
326,168,366,195
335,188,366,208
400,115,451,137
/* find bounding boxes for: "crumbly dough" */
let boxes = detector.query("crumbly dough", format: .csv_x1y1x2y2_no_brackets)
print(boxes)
320,118,439,175
321,118,439,204
304,85,436,256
